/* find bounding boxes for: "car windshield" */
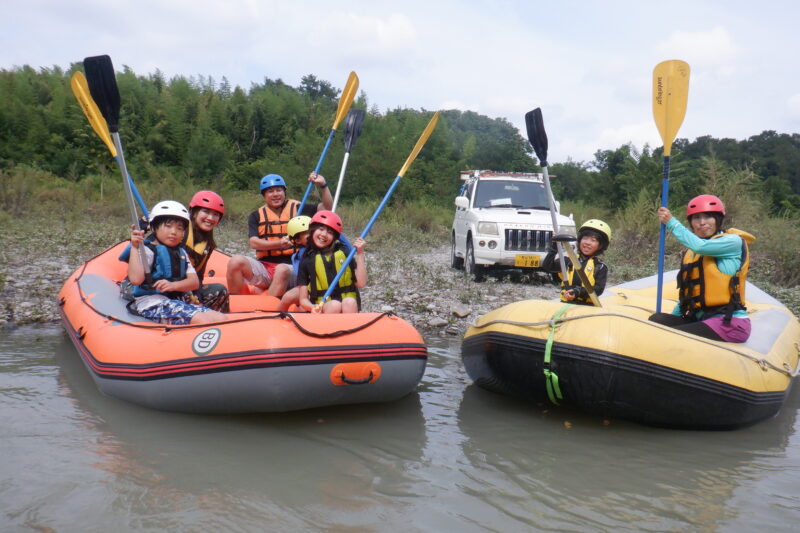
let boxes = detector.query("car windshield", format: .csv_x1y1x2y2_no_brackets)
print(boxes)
473,180,549,209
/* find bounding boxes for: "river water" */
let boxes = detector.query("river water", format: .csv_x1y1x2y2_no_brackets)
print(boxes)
2,324,800,532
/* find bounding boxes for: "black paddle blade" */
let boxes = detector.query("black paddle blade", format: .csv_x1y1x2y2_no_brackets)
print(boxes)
551,233,577,243
343,108,365,152
83,55,121,132
525,107,548,166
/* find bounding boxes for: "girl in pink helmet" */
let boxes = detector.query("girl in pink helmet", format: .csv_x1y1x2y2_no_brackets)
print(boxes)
297,210,366,313
649,194,755,343
182,190,229,311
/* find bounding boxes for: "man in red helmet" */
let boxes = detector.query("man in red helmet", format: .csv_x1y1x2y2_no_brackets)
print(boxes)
649,194,755,343
226,172,332,297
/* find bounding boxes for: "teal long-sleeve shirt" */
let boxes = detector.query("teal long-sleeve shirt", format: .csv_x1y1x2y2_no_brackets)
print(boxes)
665,218,746,318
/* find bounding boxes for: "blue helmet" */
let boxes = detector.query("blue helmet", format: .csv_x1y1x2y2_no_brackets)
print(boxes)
260,174,286,193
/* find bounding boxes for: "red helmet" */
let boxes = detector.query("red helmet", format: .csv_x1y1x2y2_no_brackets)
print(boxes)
310,210,343,234
686,194,725,217
189,190,225,216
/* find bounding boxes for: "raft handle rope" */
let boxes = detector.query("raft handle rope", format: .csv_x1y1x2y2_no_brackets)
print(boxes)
470,308,796,377
787,343,800,377
282,311,393,339
543,304,570,404
71,261,393,338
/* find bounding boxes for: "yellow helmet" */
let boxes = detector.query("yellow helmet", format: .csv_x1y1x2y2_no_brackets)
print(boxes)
579,219,612,248
287,216,312,238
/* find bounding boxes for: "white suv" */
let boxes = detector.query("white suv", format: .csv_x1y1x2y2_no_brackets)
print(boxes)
451,170,575,281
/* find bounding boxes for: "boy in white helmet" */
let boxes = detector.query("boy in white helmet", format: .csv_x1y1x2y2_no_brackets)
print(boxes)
121,200,227,324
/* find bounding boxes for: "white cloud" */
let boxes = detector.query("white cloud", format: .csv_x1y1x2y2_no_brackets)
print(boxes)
789,94,800,120
597,121,661,151
656,26,737,66
307,11,418,68
2,2,798,162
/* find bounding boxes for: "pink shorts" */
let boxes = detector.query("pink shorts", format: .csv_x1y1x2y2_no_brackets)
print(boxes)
244,257,278,288
704,316,752,343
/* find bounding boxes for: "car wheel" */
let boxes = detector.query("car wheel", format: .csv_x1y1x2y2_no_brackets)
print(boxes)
466,239,485,282
451,233,464,270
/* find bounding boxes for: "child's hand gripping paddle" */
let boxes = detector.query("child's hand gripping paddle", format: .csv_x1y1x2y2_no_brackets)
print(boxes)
551,233,602,307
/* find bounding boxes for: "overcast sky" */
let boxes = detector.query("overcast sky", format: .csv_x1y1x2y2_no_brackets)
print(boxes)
3,0,799,163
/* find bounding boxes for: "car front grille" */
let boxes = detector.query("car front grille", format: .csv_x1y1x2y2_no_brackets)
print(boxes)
504,229,552,251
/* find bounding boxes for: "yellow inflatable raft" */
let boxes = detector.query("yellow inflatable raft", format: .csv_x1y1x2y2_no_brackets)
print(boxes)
462,272,800,429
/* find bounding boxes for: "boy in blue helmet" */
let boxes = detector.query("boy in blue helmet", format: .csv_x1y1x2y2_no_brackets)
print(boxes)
226,172,332,297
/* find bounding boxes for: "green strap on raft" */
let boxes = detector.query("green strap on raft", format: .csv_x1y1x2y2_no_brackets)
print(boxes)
543,304,570,404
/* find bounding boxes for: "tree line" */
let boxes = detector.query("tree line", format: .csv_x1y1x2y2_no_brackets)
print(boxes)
1,64,799,215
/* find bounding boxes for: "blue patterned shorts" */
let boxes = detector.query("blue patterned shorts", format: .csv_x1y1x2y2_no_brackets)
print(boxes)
138,298,213,325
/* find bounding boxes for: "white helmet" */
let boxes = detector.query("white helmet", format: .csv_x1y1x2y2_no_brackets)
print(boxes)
149,200,190,223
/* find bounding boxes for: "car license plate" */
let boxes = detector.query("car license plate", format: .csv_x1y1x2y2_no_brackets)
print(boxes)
514,254,540,267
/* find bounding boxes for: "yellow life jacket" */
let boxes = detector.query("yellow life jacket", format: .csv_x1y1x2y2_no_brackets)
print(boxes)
256,200,299,259
677,228,755,321
183,222,210,280
558,256,597,305
307,244,360,308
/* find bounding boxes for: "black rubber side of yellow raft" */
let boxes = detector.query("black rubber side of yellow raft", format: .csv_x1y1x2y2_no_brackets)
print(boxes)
461,331,788,430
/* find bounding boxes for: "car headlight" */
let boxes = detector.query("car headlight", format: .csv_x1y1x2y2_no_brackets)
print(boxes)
477,222,499,235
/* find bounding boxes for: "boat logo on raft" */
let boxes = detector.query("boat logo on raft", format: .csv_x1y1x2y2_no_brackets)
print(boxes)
192,328,221,356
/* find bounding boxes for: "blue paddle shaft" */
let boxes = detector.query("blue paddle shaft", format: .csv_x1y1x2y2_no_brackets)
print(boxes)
655,155,671,313
299,129,336,213
114,157,148,218
320,175,402,303
112,132,148,273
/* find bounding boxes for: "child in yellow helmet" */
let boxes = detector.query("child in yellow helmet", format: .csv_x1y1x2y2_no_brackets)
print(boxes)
542,219,611,305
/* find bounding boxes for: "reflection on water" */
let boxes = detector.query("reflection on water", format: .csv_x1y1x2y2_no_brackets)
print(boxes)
2,326,800,531
456,382,800,531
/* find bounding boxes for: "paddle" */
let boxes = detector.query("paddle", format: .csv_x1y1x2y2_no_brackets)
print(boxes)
331,108,366,212
318,111,440,306
525,107,569,283
551,233,602,307
652,59,690,312
70,71,149,218
83,54,147,270
298,71,359,213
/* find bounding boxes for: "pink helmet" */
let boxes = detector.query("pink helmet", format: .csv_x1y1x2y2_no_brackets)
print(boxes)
189,190,225,216
310,210,343,234
686,194,725,217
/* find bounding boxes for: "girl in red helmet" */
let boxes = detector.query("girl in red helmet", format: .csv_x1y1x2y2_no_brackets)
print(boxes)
182,190,229,311
649,194,755,343
297,210,366,313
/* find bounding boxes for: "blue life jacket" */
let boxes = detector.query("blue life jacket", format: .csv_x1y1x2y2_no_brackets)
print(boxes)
119,237,188,298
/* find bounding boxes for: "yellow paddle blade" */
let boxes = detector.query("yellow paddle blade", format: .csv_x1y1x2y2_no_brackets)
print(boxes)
398,111,439,178
332,71,359,131
652,60,690,157
70,71,117,157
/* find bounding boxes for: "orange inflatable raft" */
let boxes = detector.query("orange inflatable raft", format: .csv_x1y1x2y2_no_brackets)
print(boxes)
58,242,427,413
